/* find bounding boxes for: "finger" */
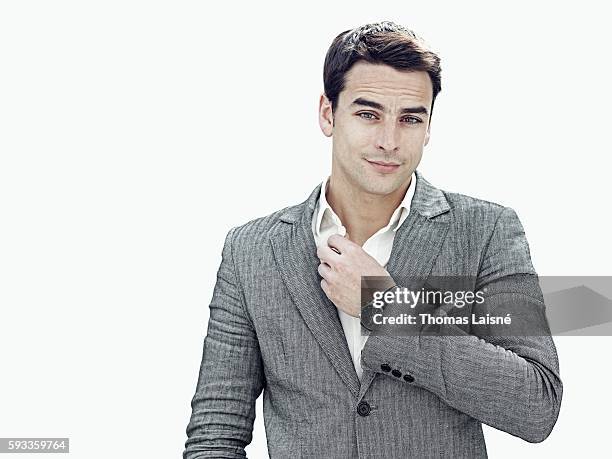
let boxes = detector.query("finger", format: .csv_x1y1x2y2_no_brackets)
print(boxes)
327,234,354,253
317,244,341,265
320,278,330,297
317,262,333,279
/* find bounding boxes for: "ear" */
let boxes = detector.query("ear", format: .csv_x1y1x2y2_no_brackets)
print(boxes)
423,122,431,146
318,93,334,137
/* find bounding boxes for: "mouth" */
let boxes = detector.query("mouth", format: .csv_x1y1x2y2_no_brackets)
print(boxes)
364,159,401,174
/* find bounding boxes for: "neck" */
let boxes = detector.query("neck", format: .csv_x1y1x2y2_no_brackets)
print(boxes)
326,172,411,246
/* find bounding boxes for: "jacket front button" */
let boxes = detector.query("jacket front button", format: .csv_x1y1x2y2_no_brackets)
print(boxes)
391,369,402,378
357,401,371,417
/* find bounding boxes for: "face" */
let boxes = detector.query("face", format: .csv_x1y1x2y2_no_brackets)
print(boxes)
319,61,433,196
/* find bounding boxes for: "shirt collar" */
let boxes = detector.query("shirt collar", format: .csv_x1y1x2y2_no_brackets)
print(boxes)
313,172,417,238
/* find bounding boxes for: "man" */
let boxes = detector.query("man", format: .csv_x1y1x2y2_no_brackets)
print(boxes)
184,22,562,458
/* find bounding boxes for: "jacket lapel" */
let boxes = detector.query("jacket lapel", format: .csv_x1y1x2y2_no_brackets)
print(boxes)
358,171,452,398
387,171,452,279
270,185,362,397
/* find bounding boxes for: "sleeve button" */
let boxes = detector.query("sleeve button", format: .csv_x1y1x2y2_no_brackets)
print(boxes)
403,374,415,383
380,364,391,372
391,369,402,378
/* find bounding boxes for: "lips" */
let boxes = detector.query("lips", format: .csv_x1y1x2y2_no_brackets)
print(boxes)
365,159,401,173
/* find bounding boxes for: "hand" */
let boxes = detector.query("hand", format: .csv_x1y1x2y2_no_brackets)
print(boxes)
317,234,394,317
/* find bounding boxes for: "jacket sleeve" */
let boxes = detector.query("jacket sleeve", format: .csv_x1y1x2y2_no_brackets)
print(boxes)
360,207,563,443
184,227,265,459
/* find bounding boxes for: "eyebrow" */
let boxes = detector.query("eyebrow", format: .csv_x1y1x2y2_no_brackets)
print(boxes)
350,97,429,116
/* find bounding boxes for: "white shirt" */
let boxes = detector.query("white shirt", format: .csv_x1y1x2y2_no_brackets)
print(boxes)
311,172,416,379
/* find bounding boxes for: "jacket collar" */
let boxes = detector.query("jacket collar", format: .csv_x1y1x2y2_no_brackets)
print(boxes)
279,169,451,225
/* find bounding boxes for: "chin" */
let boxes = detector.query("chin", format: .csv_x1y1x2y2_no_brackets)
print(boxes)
359,178,404,196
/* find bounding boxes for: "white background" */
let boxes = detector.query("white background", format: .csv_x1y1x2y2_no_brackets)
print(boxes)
1,1,610,458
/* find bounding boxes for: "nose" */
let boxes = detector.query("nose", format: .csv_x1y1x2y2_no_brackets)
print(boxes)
375,119,400,153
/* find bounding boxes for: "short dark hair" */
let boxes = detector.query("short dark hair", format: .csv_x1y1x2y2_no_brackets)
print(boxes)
323,21,442,115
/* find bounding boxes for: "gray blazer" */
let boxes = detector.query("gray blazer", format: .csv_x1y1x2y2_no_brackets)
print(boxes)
184,171,562,458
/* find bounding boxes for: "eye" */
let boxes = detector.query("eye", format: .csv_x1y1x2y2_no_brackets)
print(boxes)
357,112,378,120
401,116,422,124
